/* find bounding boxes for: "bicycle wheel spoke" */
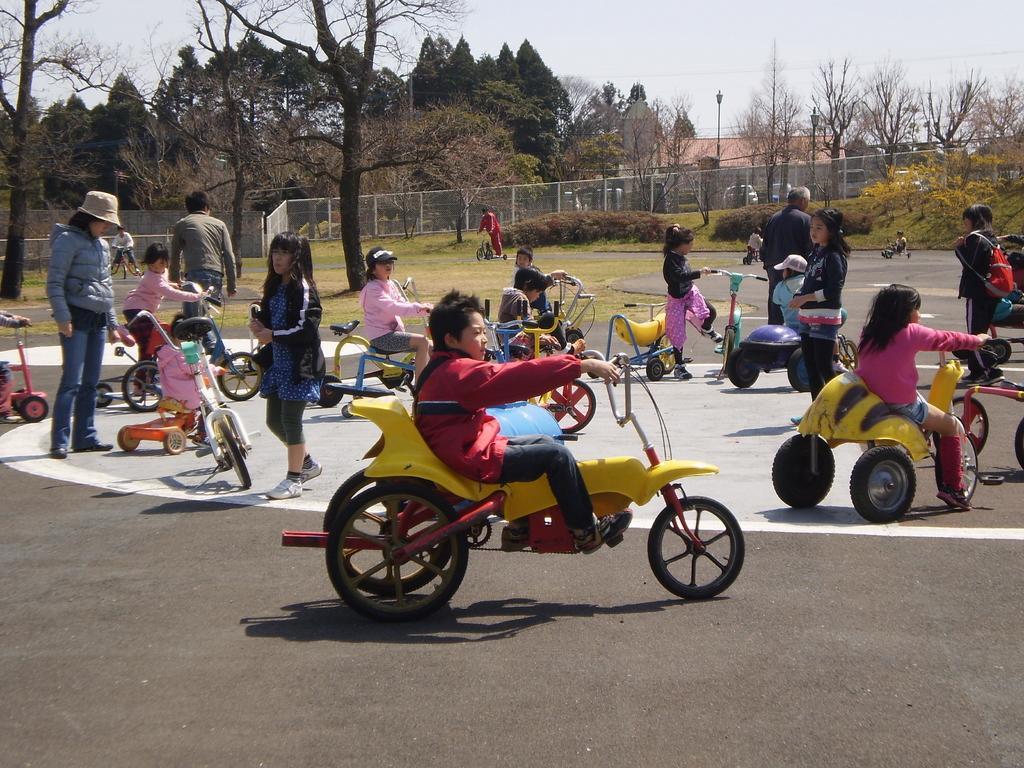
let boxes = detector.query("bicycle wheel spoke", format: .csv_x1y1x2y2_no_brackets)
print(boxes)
700,551,728,573
664,551,692,566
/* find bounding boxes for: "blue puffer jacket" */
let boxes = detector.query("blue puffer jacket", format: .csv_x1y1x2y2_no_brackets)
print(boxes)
47,223,116,327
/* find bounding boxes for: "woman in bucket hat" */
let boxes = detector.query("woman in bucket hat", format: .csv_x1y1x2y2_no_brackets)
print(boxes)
46,191,133,459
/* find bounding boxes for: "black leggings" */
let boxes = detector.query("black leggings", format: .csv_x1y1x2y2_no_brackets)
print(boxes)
499,435,593,530
801,334,836,400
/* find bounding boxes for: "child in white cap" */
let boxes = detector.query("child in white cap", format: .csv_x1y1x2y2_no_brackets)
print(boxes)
771,254,807,331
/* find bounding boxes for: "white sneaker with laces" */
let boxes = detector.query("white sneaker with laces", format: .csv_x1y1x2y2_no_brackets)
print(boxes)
301,458,322,482
267,477,303,500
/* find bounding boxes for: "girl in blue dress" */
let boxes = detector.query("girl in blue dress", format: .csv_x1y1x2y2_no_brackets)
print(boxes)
249,233,326,499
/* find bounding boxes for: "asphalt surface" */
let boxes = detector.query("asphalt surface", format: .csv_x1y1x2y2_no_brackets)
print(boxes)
2,250,1023,767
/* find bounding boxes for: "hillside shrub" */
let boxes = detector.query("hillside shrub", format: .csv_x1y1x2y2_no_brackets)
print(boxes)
712,204,872,240
502,211,665,247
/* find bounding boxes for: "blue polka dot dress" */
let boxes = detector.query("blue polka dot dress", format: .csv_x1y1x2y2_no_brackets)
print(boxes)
259,285,322,403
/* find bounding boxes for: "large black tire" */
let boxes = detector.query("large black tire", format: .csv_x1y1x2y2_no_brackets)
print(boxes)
981,338,1012,366
772,434,835,508
217,352,262,401
952,395,989,453
647,496,745,600
546,379,596,434
325,482,469,622
726,347,759,388
645,356,666,382
850,446,916,523
1015,416,1024,471
720,327,737,374
318,374,344,408
786,348,811,392
122,360,161,412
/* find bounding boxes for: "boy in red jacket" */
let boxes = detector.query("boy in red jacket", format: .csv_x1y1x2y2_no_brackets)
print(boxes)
415,290,631,553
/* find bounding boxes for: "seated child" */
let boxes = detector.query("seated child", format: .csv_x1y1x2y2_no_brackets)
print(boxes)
415,290,632,553
0,310,31,423
512,247,569,312
498,267,570,354
855,284,987,510
771,254,808,331
123,243,205,358
359,247,432,380
894,231,907,254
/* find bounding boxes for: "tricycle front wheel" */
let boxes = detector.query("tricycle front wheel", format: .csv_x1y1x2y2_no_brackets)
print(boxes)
647,496,745,600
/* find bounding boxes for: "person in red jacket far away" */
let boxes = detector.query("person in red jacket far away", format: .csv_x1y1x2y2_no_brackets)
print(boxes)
478,206,503,257
414,290,632,553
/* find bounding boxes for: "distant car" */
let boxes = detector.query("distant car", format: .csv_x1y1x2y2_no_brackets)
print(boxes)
769,182,792,203
722,185,759,208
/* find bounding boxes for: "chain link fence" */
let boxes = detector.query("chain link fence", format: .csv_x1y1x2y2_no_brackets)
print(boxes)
265,149,980,241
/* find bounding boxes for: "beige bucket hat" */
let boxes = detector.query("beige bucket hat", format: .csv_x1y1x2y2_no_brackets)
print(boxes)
77,191,121,226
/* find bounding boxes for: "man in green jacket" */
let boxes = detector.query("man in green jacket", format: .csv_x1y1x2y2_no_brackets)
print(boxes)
169,190,237,299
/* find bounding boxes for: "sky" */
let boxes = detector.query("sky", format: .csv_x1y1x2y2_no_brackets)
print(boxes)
52,0,1024,137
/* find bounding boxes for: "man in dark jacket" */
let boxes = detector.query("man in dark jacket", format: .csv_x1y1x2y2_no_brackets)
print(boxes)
761,187,812,325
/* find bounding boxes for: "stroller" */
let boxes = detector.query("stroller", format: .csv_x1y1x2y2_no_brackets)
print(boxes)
116,311,253,489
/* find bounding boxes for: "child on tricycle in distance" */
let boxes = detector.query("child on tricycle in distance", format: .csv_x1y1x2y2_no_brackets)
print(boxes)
662,225,722,380
359,247,432,380
0,310,31,423
415,290,631,553
855,284,988,510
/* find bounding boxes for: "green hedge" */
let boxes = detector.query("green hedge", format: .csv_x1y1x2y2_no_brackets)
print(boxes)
502,211,665,247
712,205,873,241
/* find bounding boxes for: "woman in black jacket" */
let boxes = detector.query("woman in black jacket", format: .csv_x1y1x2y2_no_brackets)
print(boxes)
954,204,1002,385
248,232,326,499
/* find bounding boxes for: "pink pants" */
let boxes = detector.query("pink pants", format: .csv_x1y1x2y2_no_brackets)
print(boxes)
665,288,710,349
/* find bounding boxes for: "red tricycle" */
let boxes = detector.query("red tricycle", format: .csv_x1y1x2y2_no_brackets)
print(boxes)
954,380,1024,470
3,325,49,423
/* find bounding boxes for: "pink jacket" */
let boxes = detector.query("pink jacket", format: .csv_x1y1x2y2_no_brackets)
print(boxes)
123,270,202,314
855,323,983,404
358,278,428,341
156,345,201,409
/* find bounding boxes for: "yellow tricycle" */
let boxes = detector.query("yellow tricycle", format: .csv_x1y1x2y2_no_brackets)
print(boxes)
771,357,979,523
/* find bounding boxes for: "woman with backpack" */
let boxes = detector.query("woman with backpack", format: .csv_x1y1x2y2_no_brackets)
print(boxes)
954,203,1003,385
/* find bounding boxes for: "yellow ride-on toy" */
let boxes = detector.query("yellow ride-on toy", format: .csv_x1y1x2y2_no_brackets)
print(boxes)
771,356,979,523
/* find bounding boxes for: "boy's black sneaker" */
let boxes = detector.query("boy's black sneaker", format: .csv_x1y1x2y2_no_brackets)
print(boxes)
981,368,1004,385
572,511,632,554
673,364,693,380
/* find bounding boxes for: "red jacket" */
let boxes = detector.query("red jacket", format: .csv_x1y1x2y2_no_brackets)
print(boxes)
415,351,582,482
478,211,500,234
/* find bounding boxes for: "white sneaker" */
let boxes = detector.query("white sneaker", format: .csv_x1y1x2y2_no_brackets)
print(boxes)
266,477,303,500
301,458,322,483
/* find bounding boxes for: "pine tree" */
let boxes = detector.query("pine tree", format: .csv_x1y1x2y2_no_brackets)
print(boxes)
443,37,478,102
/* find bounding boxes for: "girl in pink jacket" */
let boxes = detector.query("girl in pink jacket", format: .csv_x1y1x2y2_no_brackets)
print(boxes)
855,284,988,511
123,243,204,356
358,247,432,379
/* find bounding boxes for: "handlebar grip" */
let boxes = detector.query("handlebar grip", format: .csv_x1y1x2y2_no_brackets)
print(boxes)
623,303,638,308
756,276,769,282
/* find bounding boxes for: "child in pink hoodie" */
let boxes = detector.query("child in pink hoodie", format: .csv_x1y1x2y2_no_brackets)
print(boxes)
855,284,988,510
123,243,204,356
358,247,432,380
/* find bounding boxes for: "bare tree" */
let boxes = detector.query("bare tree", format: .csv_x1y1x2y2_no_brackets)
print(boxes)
212,0,464,291
0,0,108,298
922,70,986,150
863,60,919,168
738,43,801,200
812,57,860,202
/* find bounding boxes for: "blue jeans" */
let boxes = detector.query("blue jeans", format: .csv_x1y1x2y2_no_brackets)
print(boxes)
183,268,223,356
51,320,106,451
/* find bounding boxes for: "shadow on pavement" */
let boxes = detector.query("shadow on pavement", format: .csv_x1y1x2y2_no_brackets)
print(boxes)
725,425,794,437
240,596,707,644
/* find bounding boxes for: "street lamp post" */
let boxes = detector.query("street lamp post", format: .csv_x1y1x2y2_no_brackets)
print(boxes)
716,90,723,162
810,107,820,199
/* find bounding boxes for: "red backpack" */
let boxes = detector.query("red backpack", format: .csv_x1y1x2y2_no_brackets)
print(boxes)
958,232,1014,298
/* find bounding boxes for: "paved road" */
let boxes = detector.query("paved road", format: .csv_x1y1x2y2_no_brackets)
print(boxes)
2,249,1023,767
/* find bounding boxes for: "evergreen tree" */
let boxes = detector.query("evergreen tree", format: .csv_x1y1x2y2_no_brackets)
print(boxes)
627,82,647,105
411,36,453,108
442,37,477,102
495,43,520,84
475,53,499,86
